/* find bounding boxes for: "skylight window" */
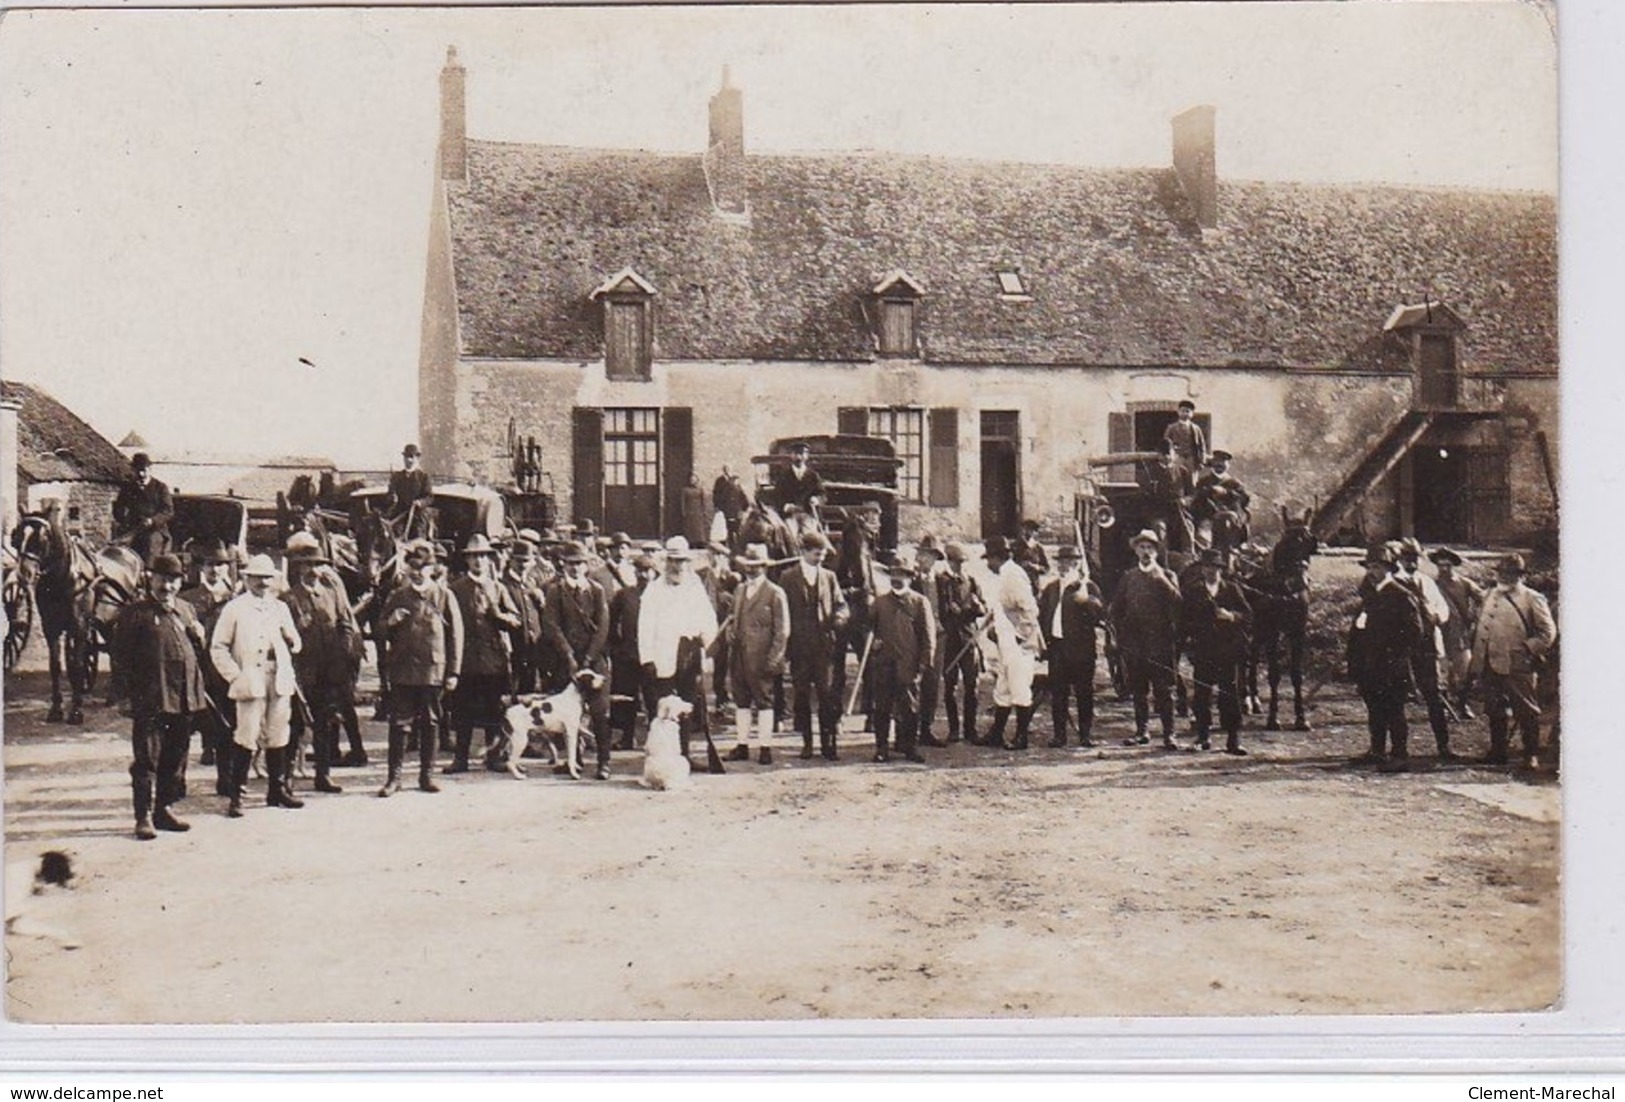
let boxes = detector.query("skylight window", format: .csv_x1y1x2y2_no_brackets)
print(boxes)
997,270,1031,300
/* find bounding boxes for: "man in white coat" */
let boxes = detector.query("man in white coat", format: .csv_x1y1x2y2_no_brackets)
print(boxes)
638,536,720,763
211,554,304,813
976,536,1042,750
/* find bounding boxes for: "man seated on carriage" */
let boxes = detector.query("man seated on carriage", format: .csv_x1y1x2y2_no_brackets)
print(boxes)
112,452,174,565
1191,451,1251,528
1146,442,1197,556
770,441,825,517
385,444,434,534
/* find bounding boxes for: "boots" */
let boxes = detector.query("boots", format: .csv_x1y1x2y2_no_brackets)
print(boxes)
757,711,775,766
1225,730,1247,756
133,776,156,840
378,728,405,797
153,804,191,832
418,725,440,792
227,743,250,817
801,730,815,760
1013,706,1032,751
984,706,1010,749
872,713,891,763
820,728,838,762
265,747,305,808
445,726,473,773
314,722,343,792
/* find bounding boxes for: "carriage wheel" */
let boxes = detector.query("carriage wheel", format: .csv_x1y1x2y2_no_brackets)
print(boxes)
4,584,33,672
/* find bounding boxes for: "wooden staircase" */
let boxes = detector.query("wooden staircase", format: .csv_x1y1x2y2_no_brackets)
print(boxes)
1312,410,1438,542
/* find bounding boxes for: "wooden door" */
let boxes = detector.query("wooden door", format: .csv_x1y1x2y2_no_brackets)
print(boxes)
1418,334,1459,408
980,410,1021,540
602,408,661,538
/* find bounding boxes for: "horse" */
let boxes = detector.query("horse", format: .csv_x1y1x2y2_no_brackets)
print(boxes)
11,505,99,724
1240,507,1319,730
352,508,401,718
734,500,796,561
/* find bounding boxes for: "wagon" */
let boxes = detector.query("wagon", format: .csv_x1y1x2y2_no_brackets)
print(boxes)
2,540,31,672
752,434,903,554
348,483,507,567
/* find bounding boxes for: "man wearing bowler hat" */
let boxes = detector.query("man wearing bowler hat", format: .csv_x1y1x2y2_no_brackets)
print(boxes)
1469,553,1556,770
779,530,850,760
112,452,174,565
448,534,523,773
1347,544,1423,771
1180,547,1253,754
770,441,825,516
544,540,613,779
386,444,434,530
1038,545,1104,749
281,534,360,797
870,559,936,764
1109,528,1183,750
112,553,208,839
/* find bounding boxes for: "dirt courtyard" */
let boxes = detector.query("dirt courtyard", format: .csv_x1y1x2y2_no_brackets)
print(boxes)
3,654,1559,1024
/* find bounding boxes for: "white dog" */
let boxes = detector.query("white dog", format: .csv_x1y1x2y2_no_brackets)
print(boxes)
5,850,80,950
640,695,694,791
500,670,606,780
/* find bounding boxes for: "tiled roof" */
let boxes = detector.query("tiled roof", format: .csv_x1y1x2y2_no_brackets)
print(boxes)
2,380,129,485
445,141,1557,371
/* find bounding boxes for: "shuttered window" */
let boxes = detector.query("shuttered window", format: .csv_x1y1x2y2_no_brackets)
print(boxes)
869,407,925,502
661,407,694,537
571,408,605,529
878,300,916,357
927,407,959,507
605,300,652,380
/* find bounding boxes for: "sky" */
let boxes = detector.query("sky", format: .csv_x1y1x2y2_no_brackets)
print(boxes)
0,1,1558,468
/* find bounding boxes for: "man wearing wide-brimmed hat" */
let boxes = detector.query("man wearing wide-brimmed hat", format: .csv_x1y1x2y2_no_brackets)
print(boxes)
1347,543,1424,771
1388,536,1456,760
1429,546,1483,718
211,554,306,812
1180,546,1253,755
935,541,987,744
112,552,209,839
543,540,613,779
280,534,359,796
378,540,464,796
1109,528,1182,750
180,539,239,785
446,534,523,773
723,543,790,765
1469,553,1557,770
638,536,719,761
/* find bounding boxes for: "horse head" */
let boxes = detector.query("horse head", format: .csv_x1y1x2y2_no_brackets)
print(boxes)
1272,514,1319,575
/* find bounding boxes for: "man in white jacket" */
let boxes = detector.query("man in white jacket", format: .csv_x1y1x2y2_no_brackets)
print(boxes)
211,554,304,813
638,537,718,762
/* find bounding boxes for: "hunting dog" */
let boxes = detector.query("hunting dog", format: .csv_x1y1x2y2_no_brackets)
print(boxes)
5,849,80,950
499,670,605,780
639,695,693,791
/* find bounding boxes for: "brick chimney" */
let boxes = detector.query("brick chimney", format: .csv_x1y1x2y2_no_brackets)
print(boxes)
1171,105,1217,229
704,66,747,217
440,46,467,182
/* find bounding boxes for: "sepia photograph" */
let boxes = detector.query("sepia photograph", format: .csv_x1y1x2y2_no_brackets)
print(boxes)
0,1,1560,1025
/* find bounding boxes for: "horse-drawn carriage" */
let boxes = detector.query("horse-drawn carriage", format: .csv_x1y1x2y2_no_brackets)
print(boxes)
751,434,903,558
3,537,31,671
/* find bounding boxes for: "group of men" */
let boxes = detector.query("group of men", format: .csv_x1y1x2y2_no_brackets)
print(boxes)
1347,539,1556,773
1151,400,1253,555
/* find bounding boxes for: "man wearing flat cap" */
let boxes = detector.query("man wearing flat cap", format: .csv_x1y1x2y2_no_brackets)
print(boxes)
1469,554,1556,770
1109,529,1183,750
386,444,434,531
542,540,613,779
1191,450,1251,531
1347,543,1424,771
1429,547,1482,719
112,452,174,565
1161,400,1207,483
112,553,208,839
779,529,850,759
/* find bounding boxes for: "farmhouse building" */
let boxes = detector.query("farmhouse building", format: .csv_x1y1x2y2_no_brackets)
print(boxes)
1,380,128,540
417,51,1557,547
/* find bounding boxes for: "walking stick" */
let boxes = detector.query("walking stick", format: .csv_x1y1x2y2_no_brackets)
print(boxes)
840,633,876,734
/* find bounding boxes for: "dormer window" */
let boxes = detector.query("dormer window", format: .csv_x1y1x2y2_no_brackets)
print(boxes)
590,268,658,381
1384,300,1466,409
871,269,926,358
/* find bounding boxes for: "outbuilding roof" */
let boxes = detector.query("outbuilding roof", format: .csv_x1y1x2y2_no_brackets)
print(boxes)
445,141,1556,372
2,380,129,485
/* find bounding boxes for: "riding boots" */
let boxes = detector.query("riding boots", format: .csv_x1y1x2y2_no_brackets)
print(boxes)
378,728,405,798
265,747,304,808
983,705,1010,748
226,744,250,817
132,777,156,840
418,728,440,792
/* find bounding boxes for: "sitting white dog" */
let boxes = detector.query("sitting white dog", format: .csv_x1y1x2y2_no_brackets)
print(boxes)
500,670,605,780
640,695,694,791
5,849,80,950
